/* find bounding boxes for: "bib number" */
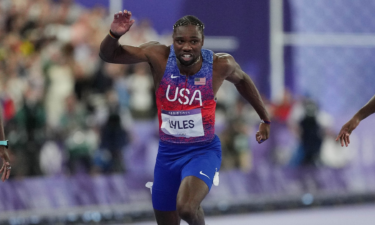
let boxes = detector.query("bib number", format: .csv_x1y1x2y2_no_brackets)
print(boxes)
161,108,204,138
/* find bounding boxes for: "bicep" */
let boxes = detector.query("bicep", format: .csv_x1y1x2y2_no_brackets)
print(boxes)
224,61,247,85
214,53,250,85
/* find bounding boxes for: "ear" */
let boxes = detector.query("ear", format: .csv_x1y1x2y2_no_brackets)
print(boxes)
201,34,204,46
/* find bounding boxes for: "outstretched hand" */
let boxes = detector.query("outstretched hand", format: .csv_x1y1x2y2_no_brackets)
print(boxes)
0,147,11,182
110,9,135,37
336,117,360,147
256,123,270,144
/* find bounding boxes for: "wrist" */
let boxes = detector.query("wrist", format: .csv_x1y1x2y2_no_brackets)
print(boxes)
0,140,8,149
351,114,362,124
109,30,122,39
261,119,271,125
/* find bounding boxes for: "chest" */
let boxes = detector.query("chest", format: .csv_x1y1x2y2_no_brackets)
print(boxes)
162,72,213,106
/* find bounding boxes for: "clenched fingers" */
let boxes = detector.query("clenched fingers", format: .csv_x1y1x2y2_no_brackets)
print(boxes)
256,131,268,144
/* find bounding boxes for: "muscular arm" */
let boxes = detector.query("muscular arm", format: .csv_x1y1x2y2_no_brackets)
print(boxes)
215,54,270,143
232,75,270,121
99,36,158,64
221,55,270,122
99,9,160,65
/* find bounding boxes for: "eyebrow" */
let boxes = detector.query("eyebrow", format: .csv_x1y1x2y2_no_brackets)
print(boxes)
174,36,200,39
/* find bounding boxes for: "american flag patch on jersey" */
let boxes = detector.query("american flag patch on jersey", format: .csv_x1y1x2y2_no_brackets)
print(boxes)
194,77,206,85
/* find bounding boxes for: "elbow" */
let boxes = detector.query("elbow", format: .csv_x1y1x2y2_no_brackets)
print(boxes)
233,77,245,87
99,48,117,63
99,41,117,63
99,51,110,63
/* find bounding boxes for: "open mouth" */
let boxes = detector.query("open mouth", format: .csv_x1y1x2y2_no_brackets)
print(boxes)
181,54,193,62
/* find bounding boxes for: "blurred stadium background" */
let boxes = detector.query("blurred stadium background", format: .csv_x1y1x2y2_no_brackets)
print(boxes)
1,0,375,224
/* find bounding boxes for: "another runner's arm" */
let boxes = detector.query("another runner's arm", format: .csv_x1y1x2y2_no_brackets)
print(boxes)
221,54,270,122
0,108,10,182
354,94,375,121
336,94,375,147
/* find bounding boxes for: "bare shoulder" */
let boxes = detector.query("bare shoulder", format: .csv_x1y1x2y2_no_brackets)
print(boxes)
213,53,237,77
214,53,235,64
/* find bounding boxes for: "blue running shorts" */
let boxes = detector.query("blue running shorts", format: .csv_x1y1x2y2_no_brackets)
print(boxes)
152,135,222,211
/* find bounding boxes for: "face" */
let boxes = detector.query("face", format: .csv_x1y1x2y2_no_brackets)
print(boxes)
173,25,204,67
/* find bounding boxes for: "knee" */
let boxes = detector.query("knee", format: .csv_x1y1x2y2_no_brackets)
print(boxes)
176,203,197,221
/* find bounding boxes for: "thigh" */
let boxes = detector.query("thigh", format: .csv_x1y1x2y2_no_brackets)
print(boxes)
181,151,221,191
154,209,181,225
177,175,209,207
152,160,181,211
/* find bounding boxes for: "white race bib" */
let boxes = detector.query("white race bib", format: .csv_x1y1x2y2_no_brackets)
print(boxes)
161,108,204,138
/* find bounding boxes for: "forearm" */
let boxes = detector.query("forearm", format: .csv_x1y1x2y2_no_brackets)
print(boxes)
99,34,122,62
99,33,151,64
354,95,375,121
234,76,270,121
0,110,5,141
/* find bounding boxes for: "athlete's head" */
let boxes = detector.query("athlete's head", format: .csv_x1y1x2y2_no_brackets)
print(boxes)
172,15,205,67
173,15,205,36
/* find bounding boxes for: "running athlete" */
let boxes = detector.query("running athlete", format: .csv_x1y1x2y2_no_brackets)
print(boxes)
100,10,270,225
336,94,375,147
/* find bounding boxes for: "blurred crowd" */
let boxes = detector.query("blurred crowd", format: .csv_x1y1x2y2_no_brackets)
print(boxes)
0,0,339,180
0,0,162,177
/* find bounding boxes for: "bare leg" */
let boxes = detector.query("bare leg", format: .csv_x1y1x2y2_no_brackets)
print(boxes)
154,209,181,225
176,176,209,225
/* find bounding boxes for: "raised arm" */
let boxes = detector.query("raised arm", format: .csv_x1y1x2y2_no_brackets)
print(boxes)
217,54,271,144
99,10,155,64
336,94,375,147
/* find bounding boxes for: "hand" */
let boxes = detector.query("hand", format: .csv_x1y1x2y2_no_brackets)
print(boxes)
110,9,135,37
256,122,270,144
0,146,11,182
336,116,360,147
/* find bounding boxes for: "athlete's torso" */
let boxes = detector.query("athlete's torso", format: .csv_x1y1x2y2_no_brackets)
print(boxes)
155,45,216,144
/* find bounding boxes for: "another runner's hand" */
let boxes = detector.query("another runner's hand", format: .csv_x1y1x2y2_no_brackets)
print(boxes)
110,9,135,37
256,123,270,144
0,146,11,182
336,117,360,147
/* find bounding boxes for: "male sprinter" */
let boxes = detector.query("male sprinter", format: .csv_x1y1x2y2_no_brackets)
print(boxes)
336,95,375,147
100,10,270,225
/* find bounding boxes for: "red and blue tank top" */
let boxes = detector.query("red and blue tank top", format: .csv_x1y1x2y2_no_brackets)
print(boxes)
156,45,216,144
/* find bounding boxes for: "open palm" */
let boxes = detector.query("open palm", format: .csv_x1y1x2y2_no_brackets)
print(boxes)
110,10,135,36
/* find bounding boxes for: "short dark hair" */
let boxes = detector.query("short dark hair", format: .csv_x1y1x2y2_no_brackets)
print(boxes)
173,15,205,34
